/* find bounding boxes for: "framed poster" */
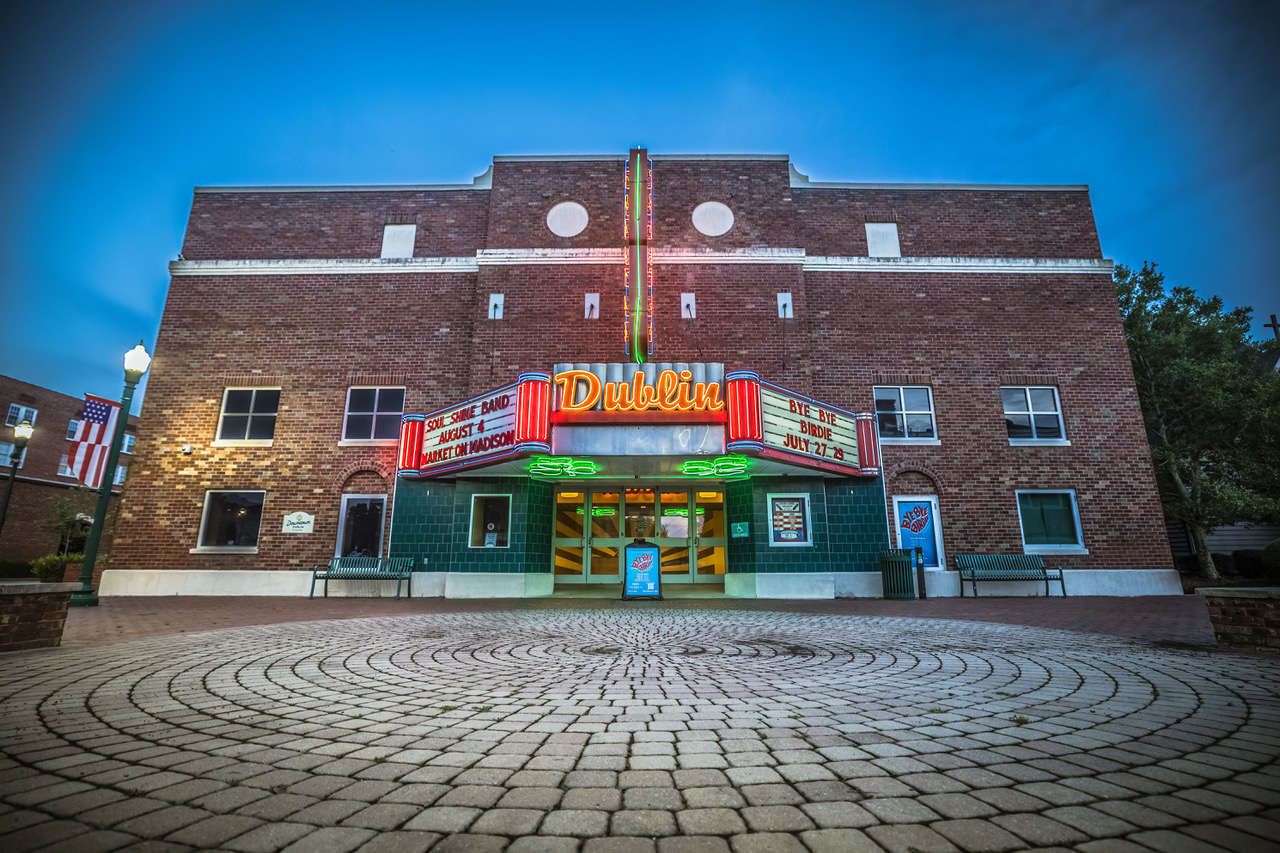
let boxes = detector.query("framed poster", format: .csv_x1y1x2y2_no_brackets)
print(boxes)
767,494,812,546
622,540,663,599
892,495,944,569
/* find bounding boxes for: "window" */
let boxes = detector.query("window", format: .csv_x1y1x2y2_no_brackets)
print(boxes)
6,404,36,427
1002,387,1066,442
874,386,937,441
1016,490,1085,553
336,495,386,557
122,434,135,454
865,222,901,258
196,490,265,550
58,454,73,477
113,467,127,486
0,442,27,468
470,495,511,548
380,224,416,259
767,493,812,547
216,388,280,443
343,388,404,442
66,419,80,440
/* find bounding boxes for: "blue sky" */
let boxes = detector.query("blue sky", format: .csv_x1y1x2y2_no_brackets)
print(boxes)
2,0,1276,413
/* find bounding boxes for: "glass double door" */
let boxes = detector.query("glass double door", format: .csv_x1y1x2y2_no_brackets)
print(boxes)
553,487,727,584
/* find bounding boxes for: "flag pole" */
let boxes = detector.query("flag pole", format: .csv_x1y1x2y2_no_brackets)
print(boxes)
71,343,149,607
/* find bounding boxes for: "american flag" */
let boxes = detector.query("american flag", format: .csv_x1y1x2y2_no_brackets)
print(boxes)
67,394,121,489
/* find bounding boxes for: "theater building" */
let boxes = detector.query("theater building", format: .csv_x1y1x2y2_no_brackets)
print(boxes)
102,151,1178,598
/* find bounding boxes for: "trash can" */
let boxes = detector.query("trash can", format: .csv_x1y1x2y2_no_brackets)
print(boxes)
880,549,918,599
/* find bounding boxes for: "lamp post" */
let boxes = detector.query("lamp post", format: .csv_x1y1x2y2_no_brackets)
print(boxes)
0,418,35,540
71,341,151,607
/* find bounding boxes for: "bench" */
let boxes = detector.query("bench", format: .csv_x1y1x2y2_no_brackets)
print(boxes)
955,554,1066,598
310,556,414,599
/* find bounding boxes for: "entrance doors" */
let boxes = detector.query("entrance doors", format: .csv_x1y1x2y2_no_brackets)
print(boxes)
553,486,727,583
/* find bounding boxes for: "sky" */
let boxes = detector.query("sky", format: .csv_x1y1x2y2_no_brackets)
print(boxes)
1,0,1277,415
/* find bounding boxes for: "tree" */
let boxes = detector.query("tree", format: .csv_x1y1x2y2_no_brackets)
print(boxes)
34,489,95,555
1116,263,1280,579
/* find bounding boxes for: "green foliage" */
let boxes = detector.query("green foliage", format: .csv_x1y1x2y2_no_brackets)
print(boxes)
34,489,95,555
1116,263,1280,578
30,552,85,582
1232,548,1280,579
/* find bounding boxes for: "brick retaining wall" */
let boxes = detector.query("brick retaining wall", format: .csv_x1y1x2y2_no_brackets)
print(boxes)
1198,587,1280,649
0,582,80,652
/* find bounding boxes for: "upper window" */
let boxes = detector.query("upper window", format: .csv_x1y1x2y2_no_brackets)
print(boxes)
380,224,416,259
1016,490,1085,553
58,453,73,477
343,387,405,441
1001,387,1065,442
1,442,27,469
66,419,80,440
113,466,127,486
865,223,901,258
874,386,936,441
196,490,265,550
6,404,36,427
217,388,280,442
122,434,135,454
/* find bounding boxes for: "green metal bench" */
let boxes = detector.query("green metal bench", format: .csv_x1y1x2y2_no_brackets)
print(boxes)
955,554,1066,598
310,556,414,599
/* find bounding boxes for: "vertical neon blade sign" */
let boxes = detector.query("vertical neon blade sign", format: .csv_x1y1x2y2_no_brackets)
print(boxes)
624,147,652,363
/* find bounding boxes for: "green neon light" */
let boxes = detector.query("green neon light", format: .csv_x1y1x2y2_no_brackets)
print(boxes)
661,507,705,517
681,455,750,477
528,456,600,477
575,507,617,516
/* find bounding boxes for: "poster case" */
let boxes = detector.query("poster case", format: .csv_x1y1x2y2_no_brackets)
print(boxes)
622,539,663,600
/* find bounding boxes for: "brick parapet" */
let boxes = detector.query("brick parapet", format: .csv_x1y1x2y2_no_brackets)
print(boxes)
0,583,78,652
1200,588,1280,648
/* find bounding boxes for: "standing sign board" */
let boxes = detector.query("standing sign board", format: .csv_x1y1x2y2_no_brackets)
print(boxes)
893,496,943,569
622,539,662,600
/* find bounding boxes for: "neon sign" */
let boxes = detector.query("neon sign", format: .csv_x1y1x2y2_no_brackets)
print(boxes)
528,456,600,477
556,369,723,414
681,456,750,477
623,147,653,363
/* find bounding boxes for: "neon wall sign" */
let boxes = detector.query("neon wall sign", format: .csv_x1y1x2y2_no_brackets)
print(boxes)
623,147,653,363
556,369,723,415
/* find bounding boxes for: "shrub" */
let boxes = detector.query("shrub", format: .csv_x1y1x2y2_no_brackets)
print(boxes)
28,552,87,583
1233,548,1280,580
1211,553,1236,576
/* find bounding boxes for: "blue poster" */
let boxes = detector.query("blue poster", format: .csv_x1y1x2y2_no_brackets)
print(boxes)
897,500,939,568
622,541,663,599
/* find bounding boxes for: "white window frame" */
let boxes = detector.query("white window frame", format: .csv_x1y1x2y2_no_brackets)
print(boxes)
892,495,946,570
192,489,266,554
767,493,813,547
112,466,127,486
874,386,940,445
212,387,280,447
469,493,512,549
66,419,80,440
121,434,135,454
335,494,387,558
58,453,74,477
1015,489,1088,555
339,387,405,446
0,442,27,469
1001,386,1070,446
6,404,37,427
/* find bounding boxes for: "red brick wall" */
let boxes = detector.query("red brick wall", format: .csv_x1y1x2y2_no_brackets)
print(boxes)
0,588,72,651
1203,592,1280,648
111,156,1172,577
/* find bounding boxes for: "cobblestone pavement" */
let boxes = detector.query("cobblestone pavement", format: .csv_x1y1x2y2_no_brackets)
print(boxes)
3,607,1278,852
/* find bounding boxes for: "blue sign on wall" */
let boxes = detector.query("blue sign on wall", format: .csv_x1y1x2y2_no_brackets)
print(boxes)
622,540,662,600
897,500,939,568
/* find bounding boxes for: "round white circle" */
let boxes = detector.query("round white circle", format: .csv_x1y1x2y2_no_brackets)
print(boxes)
546,202,589,237
692,201,734,236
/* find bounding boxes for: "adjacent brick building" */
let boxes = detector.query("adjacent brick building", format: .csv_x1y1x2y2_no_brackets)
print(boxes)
1,376,137,564
103,152,1177,597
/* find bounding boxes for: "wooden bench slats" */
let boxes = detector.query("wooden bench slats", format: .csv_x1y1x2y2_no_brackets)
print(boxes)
310,557,414,599
955,554,1066,598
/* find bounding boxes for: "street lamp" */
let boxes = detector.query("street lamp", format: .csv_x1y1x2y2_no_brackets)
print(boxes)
71,341,151,607
0,418,35,540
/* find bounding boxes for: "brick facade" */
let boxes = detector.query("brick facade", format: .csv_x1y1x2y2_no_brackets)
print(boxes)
108,154,1173,586
0,376,137,564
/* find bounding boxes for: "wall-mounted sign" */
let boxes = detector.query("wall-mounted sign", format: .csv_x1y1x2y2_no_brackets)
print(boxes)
759,386,859,468
768,494,812,546
282,511,315,534
731,521,750,538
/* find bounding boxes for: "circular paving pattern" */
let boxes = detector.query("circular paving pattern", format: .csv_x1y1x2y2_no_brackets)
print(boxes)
1,609,1278,851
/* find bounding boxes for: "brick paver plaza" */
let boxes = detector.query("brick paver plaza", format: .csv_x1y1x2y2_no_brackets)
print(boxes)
2,597,1278,852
